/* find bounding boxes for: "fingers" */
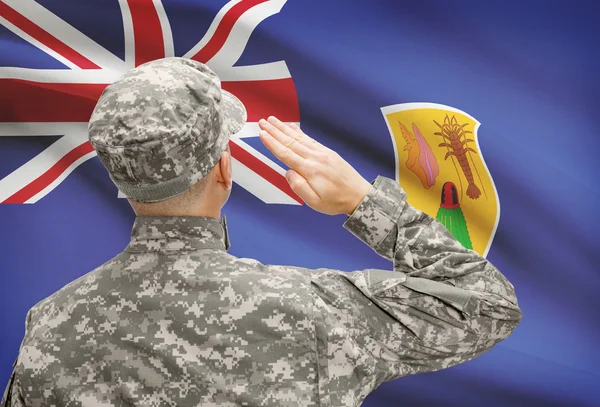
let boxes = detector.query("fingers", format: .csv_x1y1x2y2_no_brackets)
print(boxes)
259,130,309,173
285,170,320,206
289,123,324,150
259,116,331,178
259,118,315,157
268,117,316,149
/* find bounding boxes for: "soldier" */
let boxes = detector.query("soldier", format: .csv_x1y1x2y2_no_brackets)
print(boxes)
1,57,522,407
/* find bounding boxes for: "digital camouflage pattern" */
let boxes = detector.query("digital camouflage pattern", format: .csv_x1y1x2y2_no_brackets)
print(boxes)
88,57,246,203
1,176,522,407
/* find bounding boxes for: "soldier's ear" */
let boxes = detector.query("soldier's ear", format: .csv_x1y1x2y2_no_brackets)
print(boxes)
217,149,232,190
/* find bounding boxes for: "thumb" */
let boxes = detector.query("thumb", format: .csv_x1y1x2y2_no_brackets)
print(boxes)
286,170,319,205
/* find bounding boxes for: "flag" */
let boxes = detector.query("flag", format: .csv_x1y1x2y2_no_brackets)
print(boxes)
0,1,598,406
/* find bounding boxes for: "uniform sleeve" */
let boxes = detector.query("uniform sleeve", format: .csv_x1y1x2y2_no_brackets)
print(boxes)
307,176,522,405
1,374,25,407
1,312,30,407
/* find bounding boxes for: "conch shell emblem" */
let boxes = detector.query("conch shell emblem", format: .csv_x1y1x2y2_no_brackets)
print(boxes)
398,122,439,189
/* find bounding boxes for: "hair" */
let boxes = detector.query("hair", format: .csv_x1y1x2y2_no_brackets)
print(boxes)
128,174,211,216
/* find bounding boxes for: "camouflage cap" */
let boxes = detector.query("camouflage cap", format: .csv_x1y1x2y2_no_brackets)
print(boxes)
88,57,247,202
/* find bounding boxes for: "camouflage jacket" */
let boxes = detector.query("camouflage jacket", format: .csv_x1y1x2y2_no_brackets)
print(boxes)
1,176,522,407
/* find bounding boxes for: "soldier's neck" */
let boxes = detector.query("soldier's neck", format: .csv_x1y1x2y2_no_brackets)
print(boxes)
133,207,221,219
129,200,222,219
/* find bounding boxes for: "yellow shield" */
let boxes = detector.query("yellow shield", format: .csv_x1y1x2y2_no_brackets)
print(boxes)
381,103,500,256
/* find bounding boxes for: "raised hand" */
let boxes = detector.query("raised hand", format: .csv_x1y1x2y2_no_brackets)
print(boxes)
258,116,372,216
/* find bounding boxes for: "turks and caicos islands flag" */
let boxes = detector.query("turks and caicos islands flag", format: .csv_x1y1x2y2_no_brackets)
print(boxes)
0,0,303,205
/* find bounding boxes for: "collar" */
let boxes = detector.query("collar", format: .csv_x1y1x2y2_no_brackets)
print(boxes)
125,215,230,253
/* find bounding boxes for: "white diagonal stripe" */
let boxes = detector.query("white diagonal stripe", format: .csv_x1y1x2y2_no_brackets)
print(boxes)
0,16,79,70
207,0,287,69
0,67,120,83
26,150,97,204
0,122,90,136
230,138,286,176
182,0,244,59
0,126,89,202
231,122,299,139
232,157,299,205
216,62,291,81
4,0,126,70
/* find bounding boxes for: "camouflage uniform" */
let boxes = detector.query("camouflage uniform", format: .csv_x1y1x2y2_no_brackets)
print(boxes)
1,58,522,407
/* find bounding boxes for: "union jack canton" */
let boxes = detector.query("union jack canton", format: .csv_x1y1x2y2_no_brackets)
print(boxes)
0,0,302,205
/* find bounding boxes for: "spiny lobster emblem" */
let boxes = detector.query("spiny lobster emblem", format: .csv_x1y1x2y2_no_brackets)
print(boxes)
434,115,484,200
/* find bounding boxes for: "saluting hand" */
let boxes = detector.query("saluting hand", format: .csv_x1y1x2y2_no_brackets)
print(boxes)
258,116,373,216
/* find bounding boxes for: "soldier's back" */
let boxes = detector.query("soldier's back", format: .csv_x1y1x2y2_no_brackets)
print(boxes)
10,219,320,407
